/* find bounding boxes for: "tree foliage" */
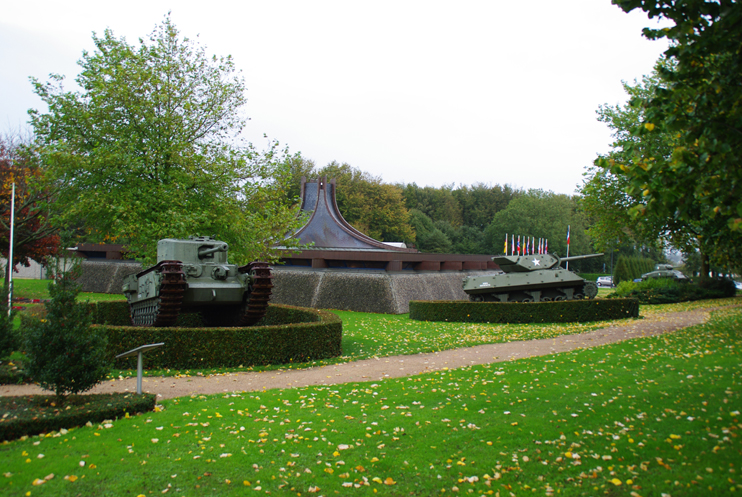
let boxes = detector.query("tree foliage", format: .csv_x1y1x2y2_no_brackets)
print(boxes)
401,184,463,227
452,183,522,229
485,190,602,271
313,162,414,244
580,66,684,251
0,133,60,282
605,0,742,272
29,16,304,264
408,210,453,253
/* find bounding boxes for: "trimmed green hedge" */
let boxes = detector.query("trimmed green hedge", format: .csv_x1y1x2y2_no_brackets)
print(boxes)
0,393,155,442
409,298,640,324
608,277,737,304
87,302,343,369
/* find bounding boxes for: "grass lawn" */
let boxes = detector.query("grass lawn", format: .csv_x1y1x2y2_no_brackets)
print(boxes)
1,302,740,495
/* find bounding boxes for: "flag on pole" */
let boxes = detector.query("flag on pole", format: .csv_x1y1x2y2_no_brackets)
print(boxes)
511,234,515,254
526,237,530,255
504,234,508,254
567,225,571,246
517,236,521,255
545,239,548,253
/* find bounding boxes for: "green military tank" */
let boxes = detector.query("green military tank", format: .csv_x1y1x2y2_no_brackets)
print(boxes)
122,236,273,327
641,264,689,282
463,252,602,302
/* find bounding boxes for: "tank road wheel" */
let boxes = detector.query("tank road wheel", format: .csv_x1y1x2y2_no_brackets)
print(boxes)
469,294,484,302
236,261,274,326
583,281,599,299
129,261,187,327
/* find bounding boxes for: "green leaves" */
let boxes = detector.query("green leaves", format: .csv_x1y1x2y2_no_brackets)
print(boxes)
30,16,305,265
23,276,110,402
602,1,742,271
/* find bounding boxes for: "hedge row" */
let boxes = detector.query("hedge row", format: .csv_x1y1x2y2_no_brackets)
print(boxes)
608,277,737,304
87,301,343,369
409,298,640,324
0,393,156,442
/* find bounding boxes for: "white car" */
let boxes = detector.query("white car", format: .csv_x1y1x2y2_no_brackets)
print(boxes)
596,276,614,288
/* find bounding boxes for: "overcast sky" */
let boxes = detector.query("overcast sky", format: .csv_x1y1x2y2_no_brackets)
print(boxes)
1,1,669,195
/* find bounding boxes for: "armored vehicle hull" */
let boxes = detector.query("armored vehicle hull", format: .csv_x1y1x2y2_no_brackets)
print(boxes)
463,253,601,302
122,237,273,327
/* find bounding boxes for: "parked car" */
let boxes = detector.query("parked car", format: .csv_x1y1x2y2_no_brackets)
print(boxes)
596,276,614,288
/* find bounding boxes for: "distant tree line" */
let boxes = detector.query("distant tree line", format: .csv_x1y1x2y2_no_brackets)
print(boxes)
283,160,644,274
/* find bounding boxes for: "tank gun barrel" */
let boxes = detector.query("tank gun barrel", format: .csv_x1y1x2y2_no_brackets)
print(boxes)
198,244,227,258
560,252,603,262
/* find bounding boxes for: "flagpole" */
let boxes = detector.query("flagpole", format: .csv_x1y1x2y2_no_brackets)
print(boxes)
566,225,571,271
7,182,15,316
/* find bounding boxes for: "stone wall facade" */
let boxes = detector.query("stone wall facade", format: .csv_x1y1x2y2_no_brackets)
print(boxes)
77,260,142,294
270,268,495,314
76,261,499,313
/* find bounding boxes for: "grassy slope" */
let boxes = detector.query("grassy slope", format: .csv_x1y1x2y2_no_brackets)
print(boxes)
1,303,740,496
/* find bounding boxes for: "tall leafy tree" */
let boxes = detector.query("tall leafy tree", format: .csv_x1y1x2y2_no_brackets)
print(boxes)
408,209,453,253
400,183,463,227
452,183,522,229
579,64,684,255
316,162,414,244
29,16,304,264
0,133,60,284
605,0,742,273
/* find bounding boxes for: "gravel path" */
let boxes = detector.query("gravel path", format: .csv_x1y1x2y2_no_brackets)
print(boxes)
0,309,712,400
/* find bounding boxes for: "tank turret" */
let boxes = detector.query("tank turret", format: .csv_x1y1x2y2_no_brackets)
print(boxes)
462,252,603,302
122,236,273,327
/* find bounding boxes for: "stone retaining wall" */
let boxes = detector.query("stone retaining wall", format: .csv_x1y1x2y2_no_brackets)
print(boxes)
77,261,498,314
271,268,495,314
77,261,142,294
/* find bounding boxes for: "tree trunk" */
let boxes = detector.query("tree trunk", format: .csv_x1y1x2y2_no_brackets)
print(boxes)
700,252,710,280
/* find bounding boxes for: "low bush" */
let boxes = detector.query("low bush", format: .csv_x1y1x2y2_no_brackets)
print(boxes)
409,298,639,324
23,276,110,403
0,353,30,385
87,301,343,369
608,277,737,304
0,393,155,442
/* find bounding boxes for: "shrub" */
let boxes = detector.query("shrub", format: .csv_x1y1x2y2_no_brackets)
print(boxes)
697,277,737,298
607,277,736,304
86,301,343,369
409,298,639,324
0,393,155,442
23,276,110,403
0,286,17,360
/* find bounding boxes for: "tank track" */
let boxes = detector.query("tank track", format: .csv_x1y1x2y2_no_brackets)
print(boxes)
236,261,274,326
129,261,187,327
